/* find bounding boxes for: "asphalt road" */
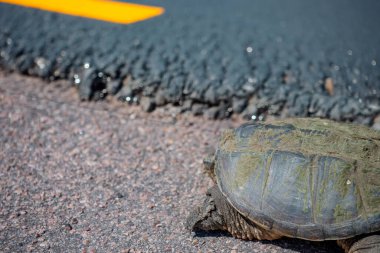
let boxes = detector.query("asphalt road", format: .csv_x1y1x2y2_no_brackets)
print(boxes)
1,2,380,252
0,73,345,252
0,0,380,122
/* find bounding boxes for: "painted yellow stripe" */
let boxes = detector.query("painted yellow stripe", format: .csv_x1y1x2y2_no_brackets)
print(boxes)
0,0,164,24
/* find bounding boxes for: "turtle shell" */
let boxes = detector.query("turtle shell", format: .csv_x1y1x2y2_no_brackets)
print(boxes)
215,118,380,241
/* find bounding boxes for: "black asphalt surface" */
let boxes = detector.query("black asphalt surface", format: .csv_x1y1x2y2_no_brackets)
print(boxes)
0,0,380,122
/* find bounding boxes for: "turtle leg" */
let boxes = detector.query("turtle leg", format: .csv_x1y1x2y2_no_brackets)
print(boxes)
186,185,282,240
186,185,224,232
337,234,380,253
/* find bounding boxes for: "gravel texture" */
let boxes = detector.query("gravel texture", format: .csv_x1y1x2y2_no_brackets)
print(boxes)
0,1,380,122
0,73,344,252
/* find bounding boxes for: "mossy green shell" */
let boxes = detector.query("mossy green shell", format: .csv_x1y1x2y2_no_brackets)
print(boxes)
216,118,380,240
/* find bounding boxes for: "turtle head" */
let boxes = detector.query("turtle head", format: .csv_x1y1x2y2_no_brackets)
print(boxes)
186,186,225,231
187,186,283,240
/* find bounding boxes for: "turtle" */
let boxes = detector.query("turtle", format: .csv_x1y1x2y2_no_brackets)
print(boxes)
186,118,380,253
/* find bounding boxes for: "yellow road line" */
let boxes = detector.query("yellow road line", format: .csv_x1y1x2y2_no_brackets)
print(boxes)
0,0,164,24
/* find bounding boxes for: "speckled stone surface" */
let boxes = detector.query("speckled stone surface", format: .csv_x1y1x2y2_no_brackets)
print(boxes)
0,73,345,252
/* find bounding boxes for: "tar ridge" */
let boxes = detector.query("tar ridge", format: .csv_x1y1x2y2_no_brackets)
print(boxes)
0,0,380,123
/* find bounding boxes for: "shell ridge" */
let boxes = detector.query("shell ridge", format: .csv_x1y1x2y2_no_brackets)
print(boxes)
353,160,369,223
310,155,319,225
260,150,273,210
